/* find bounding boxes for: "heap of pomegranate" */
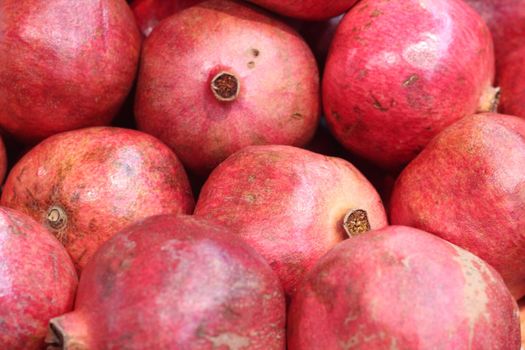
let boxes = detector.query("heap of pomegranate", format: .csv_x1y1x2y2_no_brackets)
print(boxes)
0,0,524,348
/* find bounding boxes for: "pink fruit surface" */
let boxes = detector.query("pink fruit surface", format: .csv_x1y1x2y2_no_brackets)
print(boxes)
0,0,141,142
499,47,525,119
288,225,520,350
323,0,496,170
246,0,358,20
46,215,285,349
1,127,194,270
195,145,388,296
390,113,525,298
0,206,77,349
464,0,525,72
131,0,202,36
135,0,319,175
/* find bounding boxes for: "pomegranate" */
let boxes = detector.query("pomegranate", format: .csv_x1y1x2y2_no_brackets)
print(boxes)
1,127,194,270
323,0,496,170
46,215,285,349
0,0,141,143
520,299,525,348
135,0,320,175
464,0,525,72
499,47,525,119
195,145,388,296
0,206,77,349
131,0,203,36
246,0,357,20
288,225,520,350
390,113,525,299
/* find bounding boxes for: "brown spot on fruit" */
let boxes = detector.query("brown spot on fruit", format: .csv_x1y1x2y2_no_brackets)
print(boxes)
46,205,68,236
247,61,255,69
251,48,260,57
403,74,419,87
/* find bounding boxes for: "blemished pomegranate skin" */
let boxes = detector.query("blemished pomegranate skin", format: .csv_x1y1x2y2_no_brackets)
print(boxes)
0,127,194,270
323,0,496,170
46,215,285,350
0,0,141,142
288,225,520,350
131,0,203,36
135,0,320,175
499,47,525,119
0,207,77,350
390,113,525,299
195,145,388,296
464,0,525,72
246,0,358,20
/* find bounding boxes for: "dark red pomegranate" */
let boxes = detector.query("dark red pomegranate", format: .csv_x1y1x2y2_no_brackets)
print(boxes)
1,127,194,270
0,0,141,142
390,113,525,299
323,0,496,170
246,0,358,20
195,145,388,296
499,46,525,119
135,0,320,175
46,215,285,349
464,0,525,72
288,225,520,349
131,0,203,36
0,206,77,349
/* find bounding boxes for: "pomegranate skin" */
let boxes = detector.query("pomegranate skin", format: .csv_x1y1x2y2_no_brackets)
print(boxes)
47,215,285,350
390,113,525,298
0,206,77,350
1,127,194,270
288,225,520,349
246,0,358,20
135,0,320,175
323,0,496,170
195,145,388,296
131,0,203,36
499,47,525,119
464,0,525,72
0,0,141,143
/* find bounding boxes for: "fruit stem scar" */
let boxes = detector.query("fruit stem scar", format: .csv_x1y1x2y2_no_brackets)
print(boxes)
46,205,68,231
211,71,240,102
343,209,371,237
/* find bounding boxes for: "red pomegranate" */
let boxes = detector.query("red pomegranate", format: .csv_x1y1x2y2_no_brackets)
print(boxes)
288,225,520,350
499,47,525,119
323,0,496,170
46,215,285,349
0,206,77,350
390,113,525,298
1,127,194,270
0,0,141,143
131,0,203,36
195,145,388,296
246,0,357,20
464,0,525,72
135,0,320,175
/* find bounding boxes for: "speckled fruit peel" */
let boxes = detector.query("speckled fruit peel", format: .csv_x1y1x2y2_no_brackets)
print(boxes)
46,215,285,350
131,0,203,36
288,225,520,350
247,0,358,20
323,0,496,169
464,0,525,72
0,206,77,350
195,145,388,296
135,0,320,175
0,127,194,270
0,0,141,142
499,47,525,119
390,113,525,299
